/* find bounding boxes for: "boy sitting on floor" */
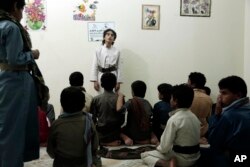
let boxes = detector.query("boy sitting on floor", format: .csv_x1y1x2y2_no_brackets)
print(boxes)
117,80,159,145
90,73,124,146
152,83,173,141
47,87,100,167
141,84,200,167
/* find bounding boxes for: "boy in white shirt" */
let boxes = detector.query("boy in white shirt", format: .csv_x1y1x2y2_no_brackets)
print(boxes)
90,29,122,93
141,84,200,167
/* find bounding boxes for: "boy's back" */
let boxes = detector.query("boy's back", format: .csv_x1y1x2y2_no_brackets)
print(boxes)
91,91,123,144
48,112,86,159
91,91,121,127
161,109,200,148
90,72,124,145
47,86,100,167
123,97,152,141
158,108,200,167
153,100,171,140
47,112,98,166
141,84,200,167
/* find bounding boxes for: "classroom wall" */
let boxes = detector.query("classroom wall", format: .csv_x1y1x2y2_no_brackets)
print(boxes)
244,0,250,90
28,0,246,116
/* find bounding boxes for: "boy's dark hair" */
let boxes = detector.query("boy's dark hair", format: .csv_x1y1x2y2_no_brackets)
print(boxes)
188,72,206,89
172,84,194,108
101,72,117,91
102,28,117,45
60,87,85,113
203,86,211,96
69,71,83,87
131,80,147,98
0,0,25,12
158,83,173,102
218,76,247,97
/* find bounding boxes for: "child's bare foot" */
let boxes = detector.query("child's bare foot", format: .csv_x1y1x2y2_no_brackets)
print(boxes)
124,137,133,146
150,137,159,145
120,133,133,146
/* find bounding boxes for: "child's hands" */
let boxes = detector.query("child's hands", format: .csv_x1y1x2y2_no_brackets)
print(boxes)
116,92,125,111
32,49,40,59
94,81,100,91
199,137,208,144
115,83,120,92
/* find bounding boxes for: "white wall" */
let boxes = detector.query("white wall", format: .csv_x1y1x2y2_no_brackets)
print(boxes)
28,0,246,116
244,0,250,90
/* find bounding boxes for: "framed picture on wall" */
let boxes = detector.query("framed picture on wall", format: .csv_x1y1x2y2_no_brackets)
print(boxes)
142,5,160,30
180,0,211,17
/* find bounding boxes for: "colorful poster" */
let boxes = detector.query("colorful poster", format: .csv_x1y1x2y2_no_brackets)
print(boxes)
88,22,115,42
24,0,46,31
73,0,99,21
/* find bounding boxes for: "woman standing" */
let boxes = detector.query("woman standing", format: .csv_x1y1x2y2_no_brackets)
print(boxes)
90,29,123,93
0,0,40,166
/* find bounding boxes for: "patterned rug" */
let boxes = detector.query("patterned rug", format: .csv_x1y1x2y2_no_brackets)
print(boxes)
98,145,156,159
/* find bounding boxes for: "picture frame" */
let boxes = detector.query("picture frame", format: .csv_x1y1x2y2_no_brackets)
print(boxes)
180,0,211,17
142,5,160,30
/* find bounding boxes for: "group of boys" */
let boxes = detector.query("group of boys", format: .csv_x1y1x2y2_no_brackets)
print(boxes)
46,71,250,167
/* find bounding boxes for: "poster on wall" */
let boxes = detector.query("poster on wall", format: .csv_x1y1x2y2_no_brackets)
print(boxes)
142,5,160,30
23,0,47,31
180,0,211,17
73,0,99,21
88,22,115,42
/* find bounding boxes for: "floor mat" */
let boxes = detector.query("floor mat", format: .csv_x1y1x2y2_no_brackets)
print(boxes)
98,145,156,159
